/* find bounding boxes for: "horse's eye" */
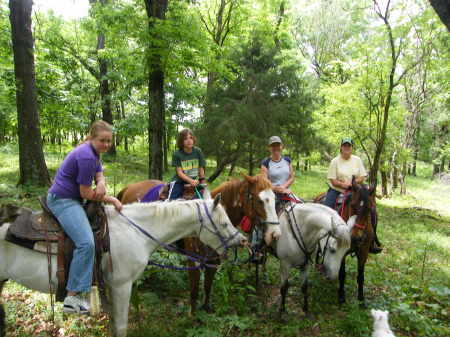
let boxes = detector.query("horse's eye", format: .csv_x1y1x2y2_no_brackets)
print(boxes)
330,248,336,254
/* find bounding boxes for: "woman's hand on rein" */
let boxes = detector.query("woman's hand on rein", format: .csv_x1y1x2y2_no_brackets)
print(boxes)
94,182,106,200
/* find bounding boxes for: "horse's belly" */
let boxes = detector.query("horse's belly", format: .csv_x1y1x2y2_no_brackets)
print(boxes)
0,240,57,293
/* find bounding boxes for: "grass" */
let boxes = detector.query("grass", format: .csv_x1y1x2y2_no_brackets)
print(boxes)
1,144,449,337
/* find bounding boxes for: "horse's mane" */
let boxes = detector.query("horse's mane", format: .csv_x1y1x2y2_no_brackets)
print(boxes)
106,199,229,223
211,174,272,209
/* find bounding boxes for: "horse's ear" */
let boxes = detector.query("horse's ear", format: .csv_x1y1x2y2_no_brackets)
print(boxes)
243,174,256,184
213,193,222,210
203,188,212,200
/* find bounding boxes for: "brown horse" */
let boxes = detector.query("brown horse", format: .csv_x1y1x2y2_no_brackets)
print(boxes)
117,174,279,314
314,178,378,306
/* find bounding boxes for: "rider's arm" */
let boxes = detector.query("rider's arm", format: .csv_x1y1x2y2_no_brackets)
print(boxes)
94,171,106,200
330,179,351,190
176,167,197,185
198,167,206,183
79,185,122,210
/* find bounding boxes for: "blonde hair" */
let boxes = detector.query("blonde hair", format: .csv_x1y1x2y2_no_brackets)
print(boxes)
85,120,113,141
83,120,113,142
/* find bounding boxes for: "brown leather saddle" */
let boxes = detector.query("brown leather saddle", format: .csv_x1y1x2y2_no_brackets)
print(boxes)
4,197,110,302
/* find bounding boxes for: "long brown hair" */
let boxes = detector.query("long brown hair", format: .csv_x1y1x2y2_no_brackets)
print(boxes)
176,128,196,150
83,120,113,143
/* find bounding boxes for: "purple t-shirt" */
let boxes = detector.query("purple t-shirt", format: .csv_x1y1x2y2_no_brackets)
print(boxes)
49,142,103,200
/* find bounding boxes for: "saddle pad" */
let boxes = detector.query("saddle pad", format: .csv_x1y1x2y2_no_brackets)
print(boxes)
141,183,165,203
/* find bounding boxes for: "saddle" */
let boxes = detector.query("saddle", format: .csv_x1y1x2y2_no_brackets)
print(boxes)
4,196,110,302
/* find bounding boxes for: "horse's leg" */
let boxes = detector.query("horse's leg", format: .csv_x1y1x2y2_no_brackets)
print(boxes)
188,264,200,316
110,281,133,337
338,256,347,305
299,267,309,315
0,281,5,337
357,253,368,307
279,261,290,315
201,266,217,313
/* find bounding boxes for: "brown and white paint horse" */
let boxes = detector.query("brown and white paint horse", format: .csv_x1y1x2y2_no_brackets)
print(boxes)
117,174,280,314
314,178,378,306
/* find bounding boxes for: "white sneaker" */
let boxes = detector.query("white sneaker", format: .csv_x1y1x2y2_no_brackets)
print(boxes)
63,295,90,315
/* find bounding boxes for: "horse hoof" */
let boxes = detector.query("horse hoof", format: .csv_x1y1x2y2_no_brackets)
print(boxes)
338,298,346,306
359,302,367,309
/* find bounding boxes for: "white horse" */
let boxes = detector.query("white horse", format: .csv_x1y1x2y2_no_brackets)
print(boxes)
0,194,247,337
275,203,351,315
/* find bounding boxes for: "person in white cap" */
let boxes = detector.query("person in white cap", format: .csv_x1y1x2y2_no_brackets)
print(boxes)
260,136,297,212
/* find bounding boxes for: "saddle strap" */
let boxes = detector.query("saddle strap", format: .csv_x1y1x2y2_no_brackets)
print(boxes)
56,232,66,301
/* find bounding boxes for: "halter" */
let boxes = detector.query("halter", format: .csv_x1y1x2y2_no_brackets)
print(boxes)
315,230,336,266
118,200,239,270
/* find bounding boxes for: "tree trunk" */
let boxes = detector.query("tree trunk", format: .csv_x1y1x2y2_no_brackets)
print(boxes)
228,157,237,176
208,160,228,183
144,0,168,180
399,162,407,195
380,168,388,197
392,165,398,190
248,141,254,176
91,0,115,155
429,0,450,31
9,0,50,186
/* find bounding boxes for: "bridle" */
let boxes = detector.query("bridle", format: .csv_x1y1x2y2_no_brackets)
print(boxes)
118,200,240,270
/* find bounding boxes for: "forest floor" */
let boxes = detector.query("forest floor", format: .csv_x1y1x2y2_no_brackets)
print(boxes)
0,144,449,337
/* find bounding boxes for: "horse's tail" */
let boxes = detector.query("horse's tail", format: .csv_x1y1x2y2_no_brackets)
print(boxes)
116,187,127,202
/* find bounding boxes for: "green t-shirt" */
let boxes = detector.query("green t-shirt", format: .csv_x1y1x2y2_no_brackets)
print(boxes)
171,147,206,182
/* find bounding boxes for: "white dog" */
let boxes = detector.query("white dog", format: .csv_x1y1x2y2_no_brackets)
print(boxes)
371,309,396,337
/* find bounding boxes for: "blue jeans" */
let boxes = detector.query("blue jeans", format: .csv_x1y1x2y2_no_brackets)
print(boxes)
169,181,185,200
47,193,94,293
323,188,341,209
169,181,202,200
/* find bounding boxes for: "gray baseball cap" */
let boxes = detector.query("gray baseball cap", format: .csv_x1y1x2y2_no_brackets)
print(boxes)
268,136,282,145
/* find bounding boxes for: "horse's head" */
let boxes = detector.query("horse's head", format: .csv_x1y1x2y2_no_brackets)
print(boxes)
319,216,351,280
350,179,376,242
199,194,248,255
243,174,280,245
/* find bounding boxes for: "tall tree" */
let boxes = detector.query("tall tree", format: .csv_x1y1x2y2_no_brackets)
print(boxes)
429,0,450,31
89,0,115,155
144,0,168,180
368,0,421,184
9,0,50,186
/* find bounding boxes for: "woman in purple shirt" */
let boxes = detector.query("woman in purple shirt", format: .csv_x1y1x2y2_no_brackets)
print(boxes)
47,120,122,314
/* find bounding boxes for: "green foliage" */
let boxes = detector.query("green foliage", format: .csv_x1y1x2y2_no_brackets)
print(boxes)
1,144,450,336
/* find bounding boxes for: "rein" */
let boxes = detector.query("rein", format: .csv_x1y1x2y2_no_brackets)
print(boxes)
285,203,337,268
284,203,315,267
118,201,238,271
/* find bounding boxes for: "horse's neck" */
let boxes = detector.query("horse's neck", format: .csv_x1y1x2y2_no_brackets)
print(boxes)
287,208,327,248
114,202,200,245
